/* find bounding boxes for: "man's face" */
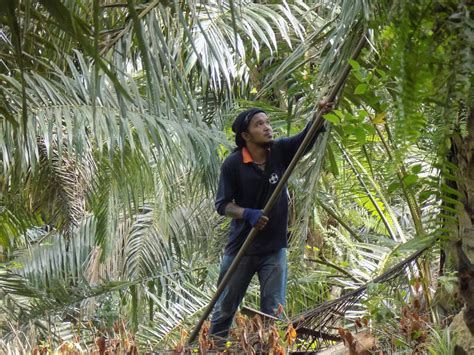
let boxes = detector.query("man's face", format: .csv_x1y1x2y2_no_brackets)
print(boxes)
242,112,274,147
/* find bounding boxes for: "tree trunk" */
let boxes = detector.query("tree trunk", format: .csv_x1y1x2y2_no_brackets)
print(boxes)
450,107,474,353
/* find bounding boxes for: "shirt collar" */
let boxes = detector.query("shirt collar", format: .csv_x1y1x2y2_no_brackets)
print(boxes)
242,147,270,164
242,147,253,163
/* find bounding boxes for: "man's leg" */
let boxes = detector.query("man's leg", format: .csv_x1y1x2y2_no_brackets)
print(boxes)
257,248,288,316
209,254,256,337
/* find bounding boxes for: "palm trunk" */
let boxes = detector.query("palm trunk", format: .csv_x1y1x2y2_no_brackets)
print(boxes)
450,106,474,339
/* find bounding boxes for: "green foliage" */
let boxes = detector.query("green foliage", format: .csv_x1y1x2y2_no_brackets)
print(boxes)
426,325,458,355
0,0,472,352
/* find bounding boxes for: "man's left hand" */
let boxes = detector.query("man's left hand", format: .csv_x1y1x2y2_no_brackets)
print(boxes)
254,214,269,231
243,208,269,230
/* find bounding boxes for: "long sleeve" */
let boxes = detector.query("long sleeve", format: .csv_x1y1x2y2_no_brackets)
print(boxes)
215,160,237,216
278,121,326,167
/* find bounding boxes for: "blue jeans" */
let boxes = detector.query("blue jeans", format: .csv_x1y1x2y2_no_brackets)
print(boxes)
209,248,287,337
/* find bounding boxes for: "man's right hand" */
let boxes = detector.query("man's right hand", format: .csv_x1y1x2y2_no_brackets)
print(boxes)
243,208,269,230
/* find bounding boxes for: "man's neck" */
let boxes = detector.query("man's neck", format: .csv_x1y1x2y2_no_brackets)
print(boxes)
245,143,267,164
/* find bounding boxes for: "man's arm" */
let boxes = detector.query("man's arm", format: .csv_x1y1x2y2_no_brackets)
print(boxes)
224,203,268,231
215,161,268,230
279,101,333,165
278,121,325,166
223,202,244,219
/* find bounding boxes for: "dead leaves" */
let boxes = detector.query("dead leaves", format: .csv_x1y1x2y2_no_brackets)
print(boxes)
339,328,378,355
176,312,293,354
284,324,297,346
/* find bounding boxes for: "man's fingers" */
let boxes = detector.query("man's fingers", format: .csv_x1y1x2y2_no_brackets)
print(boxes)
318,99,334,107
255,216,269,230
319,100,335,114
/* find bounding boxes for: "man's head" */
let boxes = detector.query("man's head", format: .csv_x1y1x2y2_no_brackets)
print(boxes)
232,108,274,149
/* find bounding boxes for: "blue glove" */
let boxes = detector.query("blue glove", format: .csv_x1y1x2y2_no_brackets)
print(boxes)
243,208,264,227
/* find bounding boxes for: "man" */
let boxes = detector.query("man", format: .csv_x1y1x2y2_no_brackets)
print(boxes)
210,106,328,337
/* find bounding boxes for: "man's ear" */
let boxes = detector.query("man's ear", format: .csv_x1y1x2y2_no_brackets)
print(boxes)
241,131,250,142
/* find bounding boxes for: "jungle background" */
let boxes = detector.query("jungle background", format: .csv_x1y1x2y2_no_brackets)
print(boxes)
0,0,472,353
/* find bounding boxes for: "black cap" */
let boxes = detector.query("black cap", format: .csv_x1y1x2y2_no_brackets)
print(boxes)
232,108,266,148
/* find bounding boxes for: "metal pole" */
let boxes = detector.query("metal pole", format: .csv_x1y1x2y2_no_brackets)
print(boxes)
188,34,367,344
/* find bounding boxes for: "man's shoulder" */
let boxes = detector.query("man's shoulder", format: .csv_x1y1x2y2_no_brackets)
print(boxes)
273,137,286,146
222,150,242,168
223,150,242,162
270,139,286,154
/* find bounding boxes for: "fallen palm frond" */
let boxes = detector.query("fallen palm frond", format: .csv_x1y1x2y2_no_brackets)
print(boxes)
291,246,430,352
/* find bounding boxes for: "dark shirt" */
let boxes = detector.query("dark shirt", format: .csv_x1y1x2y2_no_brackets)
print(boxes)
215,121,325,256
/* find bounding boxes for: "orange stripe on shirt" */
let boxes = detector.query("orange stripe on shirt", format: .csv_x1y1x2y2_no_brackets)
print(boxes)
242,147,253,163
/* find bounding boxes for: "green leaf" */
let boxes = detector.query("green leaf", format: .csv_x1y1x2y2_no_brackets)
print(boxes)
419,190,434,203
353,71,364,82
440,183,463,198
376,68,387,78
393,235,437,256
387,182,400,193
345,112,359,123
362,123,376,135
349,59,360,70
357,110,368,119
326,144,339,176
323,113,341,125
403,174,418,187
411,164,422,174
344,112,361,124
343,124,355,135
354,83,368,95
353,126,366,144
